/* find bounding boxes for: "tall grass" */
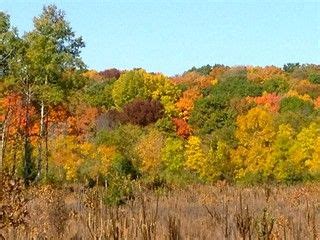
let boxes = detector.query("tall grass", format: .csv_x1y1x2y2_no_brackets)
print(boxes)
1,178,319,239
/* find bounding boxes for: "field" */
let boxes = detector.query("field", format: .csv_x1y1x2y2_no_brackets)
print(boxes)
1,174,320,240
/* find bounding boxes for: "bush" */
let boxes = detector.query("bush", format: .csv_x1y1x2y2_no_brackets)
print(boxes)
103,174,135,206
95,124,145,160
109,154,140,179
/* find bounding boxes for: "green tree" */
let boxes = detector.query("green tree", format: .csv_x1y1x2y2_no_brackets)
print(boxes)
0,12,21,171
25,4,85,179
283,63,300,73
4,32,36,183
84,79,115,109
280,96,314,114
0,12,20,79
190,76,261,135
263,77,289,94
161,137,185,174
308,71,320,84
186,64,212,75
95,124,144,174
277,96,315,131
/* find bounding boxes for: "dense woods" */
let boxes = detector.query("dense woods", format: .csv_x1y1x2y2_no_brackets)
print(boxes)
2,6,320,189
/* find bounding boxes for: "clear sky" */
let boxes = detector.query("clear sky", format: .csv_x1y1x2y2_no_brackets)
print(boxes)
1,0,320,76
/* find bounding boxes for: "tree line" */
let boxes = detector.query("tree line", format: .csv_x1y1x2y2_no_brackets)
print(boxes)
2,5,320,186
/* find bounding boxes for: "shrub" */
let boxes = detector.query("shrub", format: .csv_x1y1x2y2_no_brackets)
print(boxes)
103,174,135,206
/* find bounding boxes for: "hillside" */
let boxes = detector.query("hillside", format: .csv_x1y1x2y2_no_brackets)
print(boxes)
2,6,320,185
2,4,320,240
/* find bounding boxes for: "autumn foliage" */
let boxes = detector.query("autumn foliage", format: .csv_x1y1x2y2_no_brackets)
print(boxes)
2,5,320,186
122,99,164,126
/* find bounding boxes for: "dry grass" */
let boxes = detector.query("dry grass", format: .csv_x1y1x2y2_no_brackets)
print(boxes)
1,178,320,239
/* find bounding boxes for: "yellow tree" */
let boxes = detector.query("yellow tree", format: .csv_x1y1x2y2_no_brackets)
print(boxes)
78,143,116,181
134,129,164,175
287,122,320,180
307,137,320,175
267,124,295,181
50,136,116,181
204,141,232,181
185,136,208,179
49,136,82,180
231,107,276,181
184,136,231,181
145,73,181,116
112,69,180,116
266,122,320,182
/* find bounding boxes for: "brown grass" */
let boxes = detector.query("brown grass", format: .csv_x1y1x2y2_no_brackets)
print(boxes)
1,179,320,239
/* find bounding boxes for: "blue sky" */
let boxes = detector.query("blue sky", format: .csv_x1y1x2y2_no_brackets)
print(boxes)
1,1,320,76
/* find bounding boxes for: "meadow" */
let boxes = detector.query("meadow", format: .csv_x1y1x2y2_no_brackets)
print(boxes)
1,173,320,240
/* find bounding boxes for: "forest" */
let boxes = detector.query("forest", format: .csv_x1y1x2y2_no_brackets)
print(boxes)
1,5,320,239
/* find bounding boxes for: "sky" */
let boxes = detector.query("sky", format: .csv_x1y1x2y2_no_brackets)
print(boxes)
1,0,320,76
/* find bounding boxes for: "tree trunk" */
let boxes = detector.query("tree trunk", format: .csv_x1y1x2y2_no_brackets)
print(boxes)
36,100,45,179
23,81,32,185
12,139,18,175
0,126,5,171
36,75,48,180
45,112,49,177
0,110,10,171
